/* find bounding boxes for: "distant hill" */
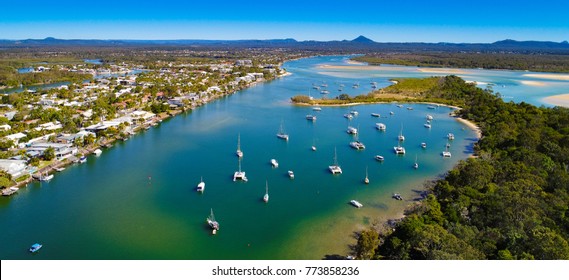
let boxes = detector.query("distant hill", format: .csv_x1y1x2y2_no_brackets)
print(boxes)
351,35,375,44
1,37,568,53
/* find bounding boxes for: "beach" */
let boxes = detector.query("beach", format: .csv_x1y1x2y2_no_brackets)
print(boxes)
542,93,569,108
523,73,569,81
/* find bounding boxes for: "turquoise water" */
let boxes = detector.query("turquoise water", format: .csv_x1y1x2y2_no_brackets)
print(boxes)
0,56,527,260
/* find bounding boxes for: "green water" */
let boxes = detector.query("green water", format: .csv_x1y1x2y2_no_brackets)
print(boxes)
1,56,480,259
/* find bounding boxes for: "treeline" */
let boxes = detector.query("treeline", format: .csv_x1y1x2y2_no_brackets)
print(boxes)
354,52,569,73
0,68,92,87
355,76,569,259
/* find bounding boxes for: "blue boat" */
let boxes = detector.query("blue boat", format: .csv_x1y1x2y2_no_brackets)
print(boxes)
29,243,42,253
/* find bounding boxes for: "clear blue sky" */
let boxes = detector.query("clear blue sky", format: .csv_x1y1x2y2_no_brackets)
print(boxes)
1,0,567,42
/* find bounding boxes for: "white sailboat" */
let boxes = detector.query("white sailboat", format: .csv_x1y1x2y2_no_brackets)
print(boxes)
349,126,365,150
364,166,369,184
236,133,243,158
442,144,452,157
233,158,248,182
328,147,342,174
413,155,419,169
263,181,269,203
197,177,205,192
394,141,406,155
206,208,219,234
276,121,289,141
398,125,405,141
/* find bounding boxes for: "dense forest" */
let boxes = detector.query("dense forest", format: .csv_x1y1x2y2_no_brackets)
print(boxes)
355,76,569,259
354,52,569,73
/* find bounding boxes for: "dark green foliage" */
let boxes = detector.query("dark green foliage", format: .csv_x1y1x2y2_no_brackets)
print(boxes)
372,76,569,259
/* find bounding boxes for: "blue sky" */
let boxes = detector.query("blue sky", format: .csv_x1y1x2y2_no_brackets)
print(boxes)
1,0,567,42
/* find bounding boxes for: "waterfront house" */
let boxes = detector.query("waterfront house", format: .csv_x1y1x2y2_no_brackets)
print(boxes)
0,159,29,178
27,142,78,160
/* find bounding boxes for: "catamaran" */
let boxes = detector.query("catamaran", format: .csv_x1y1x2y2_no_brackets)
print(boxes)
328,148,342,174
233,159,248,182
349,127,365,150
236,134,243,158
394,141,406,155
206,208,220,234
447,133,455,140
263,181,269,203
276,122,289,141
346,126,358,134
376,123,386,131
197,177,205,192
442,145,452,157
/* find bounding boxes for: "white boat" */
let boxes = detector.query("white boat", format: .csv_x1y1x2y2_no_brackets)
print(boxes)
79,156,87,164
346,126,358,134
352,83,359,88
392,193,403,200
343,113,353,120
424,123,432,128
328,148,342,174
270,159,279,168
375,155,385,161
288,170,294,179
350,110,359,116
371,113,380,117
350,200,363,208
413,155,419,169
236,134,243,158
320,90,330,94
312,107,322,111
311,146,317,151
54,167,65,172
233,159,248,182
306,115,317,121
349,141,365,150
398,126,405,141
39,172,54,182
376,123,386,131
364,167,369,184
396,104,403,108
2,187,19,196
206,208,220,234
394,142,406,155
407,107,414,110
427,105,436,109
276,122,289,141
421,142,427,149
93,149,102,156
447,133,455,140
197,177,205,192
263,181,269,203
390,111,394,115
350,126,365,150
442,150,452,158
426,114,434,120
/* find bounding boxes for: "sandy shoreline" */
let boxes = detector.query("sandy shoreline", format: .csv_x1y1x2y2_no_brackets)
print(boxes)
417,68,471,75
456,117,482,139
523,73,569,81
542,93,569,108
520,80,547,86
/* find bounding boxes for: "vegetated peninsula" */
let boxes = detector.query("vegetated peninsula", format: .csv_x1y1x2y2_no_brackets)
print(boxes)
345,76,569,260
291,76,470,107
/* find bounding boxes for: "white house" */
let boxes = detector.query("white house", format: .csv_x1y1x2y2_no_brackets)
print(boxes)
0,159,28,178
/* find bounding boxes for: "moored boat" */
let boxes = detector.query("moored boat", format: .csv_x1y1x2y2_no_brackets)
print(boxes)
376,123,386,131
197,177,205,192
346,126,358,134
350,200,363,208
375,155,385,161
270,159,279,168
328,148,342,174
371,113,380,117
29,243,42,253
288,170,294,179
206,208,219,234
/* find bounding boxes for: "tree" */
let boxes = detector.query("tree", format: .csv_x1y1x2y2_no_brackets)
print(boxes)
355,228,379,260
43,147,56,161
